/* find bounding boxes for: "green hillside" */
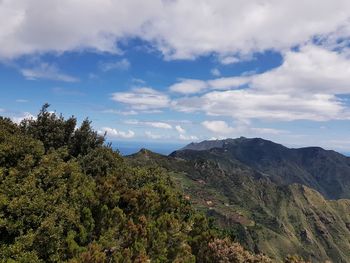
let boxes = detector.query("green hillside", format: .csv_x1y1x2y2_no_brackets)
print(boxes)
128,146,350,262
176,138,350,200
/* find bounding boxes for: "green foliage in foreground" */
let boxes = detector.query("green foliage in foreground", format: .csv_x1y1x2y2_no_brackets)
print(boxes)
0,106,286,262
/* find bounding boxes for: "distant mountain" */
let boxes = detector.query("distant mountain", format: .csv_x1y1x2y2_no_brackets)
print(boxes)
180,137,248,151
127,138,350,262
174,137,350,200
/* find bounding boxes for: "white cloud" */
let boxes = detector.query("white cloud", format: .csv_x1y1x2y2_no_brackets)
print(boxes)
21,63,79,82
111,87,170,110
173,44,350,121
99,127,135,139
219,56,240,65
169,79,207,94
251,45,350,95
111,44,350,123
144,130,195,141
175,125,186,134
208,76,250,90
176,90,347,121
0,0,160,58
145,1,350,59
126,120,172,129
99,58,130,71
1,1,350,60
179,134,198,141
202,120,287,137
170,76,249,94
145,131,165,140
11,112,35,124
218,53,255,65
202,120,235,134
102,109,138,116
147,122,172,129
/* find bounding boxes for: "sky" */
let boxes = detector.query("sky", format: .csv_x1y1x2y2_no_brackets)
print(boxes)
1,0,350,154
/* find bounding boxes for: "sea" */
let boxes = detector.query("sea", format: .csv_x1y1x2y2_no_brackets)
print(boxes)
111,141,186,156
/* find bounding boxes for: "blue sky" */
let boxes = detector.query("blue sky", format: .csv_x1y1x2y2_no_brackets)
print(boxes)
1,0,350,153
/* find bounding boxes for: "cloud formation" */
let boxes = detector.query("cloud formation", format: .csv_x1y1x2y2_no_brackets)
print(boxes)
251,45,350,95
21,63,79,82
99,127,135,139
169,79,207,94
126,120,172,129
3,0,350,146
202,120,235,134
202,120,287,137
172,45,350,121
1,0,350,59
110,44,350,123
175,125,186,134
11,111,35,124
169,76,249,94
99,58,130,71
111,87,170,110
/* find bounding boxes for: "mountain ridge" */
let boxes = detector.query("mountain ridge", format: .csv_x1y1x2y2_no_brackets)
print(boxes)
179,137,340,155
171,137,350,200
128,142,350,262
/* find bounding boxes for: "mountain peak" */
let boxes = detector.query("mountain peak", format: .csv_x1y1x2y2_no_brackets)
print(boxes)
180,137,276,151
128,148,154,158
173,137,350,200
128,148,168,160
139,148,150,154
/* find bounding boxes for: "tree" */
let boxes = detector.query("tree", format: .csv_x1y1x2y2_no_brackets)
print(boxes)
69,118,105,157
2,105,306,262
20,103,76,152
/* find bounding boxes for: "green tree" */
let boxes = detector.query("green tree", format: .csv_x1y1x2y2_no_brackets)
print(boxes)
20,103,77,152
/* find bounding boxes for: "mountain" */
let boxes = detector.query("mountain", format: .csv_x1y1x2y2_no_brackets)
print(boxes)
4,103,350,262
175,137,350,200
128,138,350,262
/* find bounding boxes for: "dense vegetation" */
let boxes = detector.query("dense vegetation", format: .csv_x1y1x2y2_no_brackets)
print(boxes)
0,105,290,262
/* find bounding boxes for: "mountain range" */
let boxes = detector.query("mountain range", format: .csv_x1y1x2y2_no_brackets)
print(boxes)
128,137,350,262
177,137,350,200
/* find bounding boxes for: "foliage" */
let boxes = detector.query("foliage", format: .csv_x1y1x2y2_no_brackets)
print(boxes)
0,106,277,262
20,103,104,157
1,106,314,262
203,238,272,263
